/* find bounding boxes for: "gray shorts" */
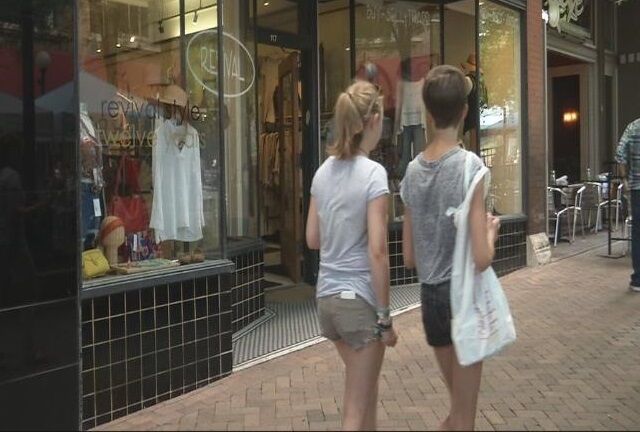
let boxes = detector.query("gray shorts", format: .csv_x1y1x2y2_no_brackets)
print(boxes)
317,293,380,350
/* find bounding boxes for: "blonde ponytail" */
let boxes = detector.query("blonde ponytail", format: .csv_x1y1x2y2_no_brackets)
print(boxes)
328,80,382,159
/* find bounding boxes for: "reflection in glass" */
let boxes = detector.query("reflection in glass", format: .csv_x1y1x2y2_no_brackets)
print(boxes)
480,1,523,215
78,0,221,283
354,0,440,221
223,0,259,241
443,0,477,151
319,0,351,162
0,0,76,307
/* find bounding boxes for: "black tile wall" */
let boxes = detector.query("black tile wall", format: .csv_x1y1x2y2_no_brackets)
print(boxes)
81,274,233,430
493,220,528,277
230,249,265,333
389,226,419,286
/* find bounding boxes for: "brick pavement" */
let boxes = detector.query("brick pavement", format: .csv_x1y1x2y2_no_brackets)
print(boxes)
97,248,640,431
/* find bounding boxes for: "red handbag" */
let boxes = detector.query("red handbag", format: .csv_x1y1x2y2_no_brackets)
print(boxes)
108,155,149,233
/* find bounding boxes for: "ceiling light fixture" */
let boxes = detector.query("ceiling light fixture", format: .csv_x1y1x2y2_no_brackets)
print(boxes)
130,35,136,43
116,42,121,48
264,1,270,6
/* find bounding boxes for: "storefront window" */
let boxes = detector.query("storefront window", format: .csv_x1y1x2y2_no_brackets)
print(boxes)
79,0,222,282
479,1,523,215
319,0,351,160
223,0,259,242
0,1,77,305
443,0,477,151
354,0,441,221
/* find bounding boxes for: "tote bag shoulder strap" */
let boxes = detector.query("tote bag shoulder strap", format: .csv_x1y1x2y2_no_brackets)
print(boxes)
463,150,475,195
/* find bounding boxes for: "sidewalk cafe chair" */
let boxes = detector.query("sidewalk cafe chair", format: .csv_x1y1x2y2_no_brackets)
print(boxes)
547,187,571,246
570,185,587,242
583,182,603,232
597,182,624,232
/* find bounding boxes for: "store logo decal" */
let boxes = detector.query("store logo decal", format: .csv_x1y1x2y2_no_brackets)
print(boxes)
187,30,255,98
545,0,585,33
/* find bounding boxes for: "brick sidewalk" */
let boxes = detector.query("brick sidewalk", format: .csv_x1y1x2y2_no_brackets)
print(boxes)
97,248,640,431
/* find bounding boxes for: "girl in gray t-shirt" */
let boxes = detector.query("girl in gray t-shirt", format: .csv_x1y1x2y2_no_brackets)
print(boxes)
306,80,397,430
401,65,500,431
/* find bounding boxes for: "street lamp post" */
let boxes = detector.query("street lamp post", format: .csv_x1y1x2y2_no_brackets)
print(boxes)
35,50,51,95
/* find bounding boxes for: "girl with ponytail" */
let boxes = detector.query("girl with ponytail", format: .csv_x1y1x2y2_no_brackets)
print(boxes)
306,80,397,430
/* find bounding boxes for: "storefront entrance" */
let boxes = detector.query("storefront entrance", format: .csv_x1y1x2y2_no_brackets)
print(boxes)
256,1,317,288
257,44,305,287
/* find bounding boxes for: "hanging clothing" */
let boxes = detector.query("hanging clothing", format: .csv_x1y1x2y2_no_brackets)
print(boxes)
79,112,104,187
259,57,280,124
398,78,427,129
150,119,204,243
259,132,281,188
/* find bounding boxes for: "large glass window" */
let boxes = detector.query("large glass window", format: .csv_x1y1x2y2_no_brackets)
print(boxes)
223,0,258,242
79,0,222,282
443,0,477,151
0,1,77,306
319,0,351,160
354,0,441,221
479,1,523,215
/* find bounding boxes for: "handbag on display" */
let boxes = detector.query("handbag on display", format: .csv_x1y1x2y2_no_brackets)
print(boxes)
108,155,149,233
82,248,110,279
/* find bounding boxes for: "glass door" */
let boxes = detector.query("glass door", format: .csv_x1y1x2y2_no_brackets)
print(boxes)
278,52,303,282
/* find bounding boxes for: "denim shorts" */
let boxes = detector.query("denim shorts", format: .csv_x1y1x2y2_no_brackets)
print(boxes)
317,293,380,351
421,281,453,347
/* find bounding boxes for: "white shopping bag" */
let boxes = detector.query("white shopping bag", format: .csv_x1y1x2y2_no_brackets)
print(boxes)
448,151,516,367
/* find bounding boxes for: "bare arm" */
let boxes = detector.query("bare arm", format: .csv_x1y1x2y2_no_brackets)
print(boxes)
402,207,416,269
469,181,500,272
368,195,390,309
305,197,320,250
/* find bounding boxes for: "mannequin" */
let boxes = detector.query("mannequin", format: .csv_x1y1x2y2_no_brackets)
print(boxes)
100,216,125,265
461,54,488,147
394,58,427,178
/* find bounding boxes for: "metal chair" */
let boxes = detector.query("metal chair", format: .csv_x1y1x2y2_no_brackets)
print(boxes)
547,187,571,246
597,182,624,232
570,185,587,242
582,182,602,232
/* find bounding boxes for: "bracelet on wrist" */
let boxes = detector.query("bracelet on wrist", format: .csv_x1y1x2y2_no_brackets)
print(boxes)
376,319,393,330
376,306,391,320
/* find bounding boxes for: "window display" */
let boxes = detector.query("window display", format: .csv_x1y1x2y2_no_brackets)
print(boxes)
79,0,221,282
354,0,441,221
479,1,523,215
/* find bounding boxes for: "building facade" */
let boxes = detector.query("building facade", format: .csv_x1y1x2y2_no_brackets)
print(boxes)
544,0,626,183
0,0,546,429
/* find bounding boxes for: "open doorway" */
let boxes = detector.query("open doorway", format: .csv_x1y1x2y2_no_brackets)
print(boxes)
552,74,581,182
257,42,304,289
547,51,590,183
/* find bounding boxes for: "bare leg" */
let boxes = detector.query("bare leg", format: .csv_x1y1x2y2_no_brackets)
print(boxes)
334,340,385,431
363,370,382,431
450,354,483,431
433,346,455,431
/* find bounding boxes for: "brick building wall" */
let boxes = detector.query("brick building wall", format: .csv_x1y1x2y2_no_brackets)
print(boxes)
526,0,546,235
617,1,640,131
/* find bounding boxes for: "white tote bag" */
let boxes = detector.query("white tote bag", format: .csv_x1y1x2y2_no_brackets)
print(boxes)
449,151,517,367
